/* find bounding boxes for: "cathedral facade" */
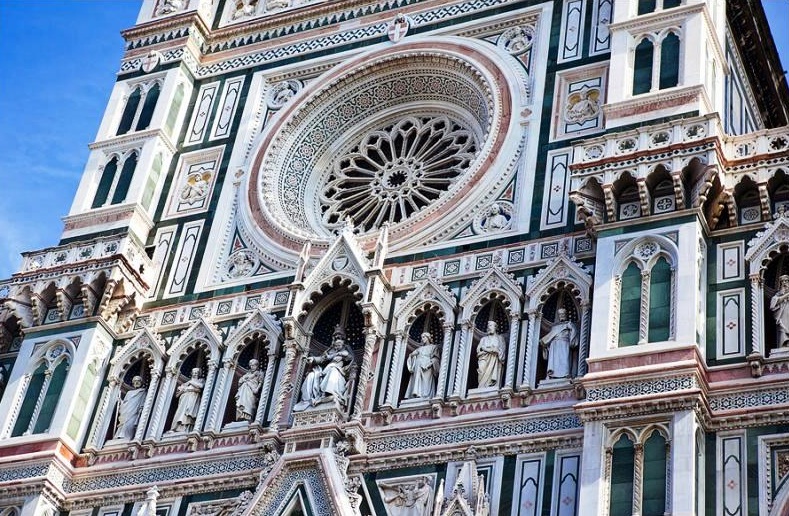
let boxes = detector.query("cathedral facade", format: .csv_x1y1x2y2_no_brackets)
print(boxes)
1,0,788,514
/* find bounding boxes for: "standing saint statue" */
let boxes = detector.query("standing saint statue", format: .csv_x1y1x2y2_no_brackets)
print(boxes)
170,368,204,433
540,308,578,379
113,375,146,440
771,274,789,348
404,332,440,399
476,320,506,388
297,325,355,410
235,359,264,422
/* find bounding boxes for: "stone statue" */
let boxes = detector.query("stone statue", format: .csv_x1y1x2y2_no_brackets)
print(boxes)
170,368,204,433
379,476,433,516
235,359,263,421
476,321,506,388
156,0,185,16
297,326,354,409
114,375,146,440
539,308,578,379
771,274,789,348
482,204,509,232
404,332,440,399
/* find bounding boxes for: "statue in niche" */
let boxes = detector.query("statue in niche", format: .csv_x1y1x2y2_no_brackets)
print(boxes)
170,368,204,433
540,308,578,380
113,375,146,440
296,325,355,410
379,476,433,516
771,274,789,348
476,320,506,388
235,359,263,422
404,332,440,400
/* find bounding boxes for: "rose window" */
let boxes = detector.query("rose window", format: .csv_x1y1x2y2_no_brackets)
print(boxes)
320,116,478,231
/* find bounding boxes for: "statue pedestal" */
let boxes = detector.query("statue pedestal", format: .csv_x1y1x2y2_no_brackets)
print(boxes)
769,347,789,359
292,401,346,427
467,386,499,398
223,420,250,431
537,377,572,389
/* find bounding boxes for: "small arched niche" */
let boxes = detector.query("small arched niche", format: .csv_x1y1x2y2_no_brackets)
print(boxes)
106,357,152,443
536,285,581,387
467,298,510,394
163,346,210,435
222,334,270,428
398,308,444,404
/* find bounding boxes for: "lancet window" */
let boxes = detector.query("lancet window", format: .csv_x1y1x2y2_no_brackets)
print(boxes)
632,30,681,96
92,151,139,209
637,0,681,15
6,340,73,437
117,81,161,136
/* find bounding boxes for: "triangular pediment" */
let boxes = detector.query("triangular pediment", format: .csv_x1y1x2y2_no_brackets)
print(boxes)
243,449,355,516
460,267,522,322
225,307,282,356
745,210,789,274
394,279,456,332
525,254,592,307
168,317,224,362
111,327,167,370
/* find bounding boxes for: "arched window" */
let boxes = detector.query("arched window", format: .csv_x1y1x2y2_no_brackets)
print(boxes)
633,39,654,95
136,82,160,131
659,32,680,89
619,262,642,346
642,431,668,516
637,0,656,15
141,153,163,211
609,434,635,516
165,83,185,135
648,257,672,342
11,343,71,436
117,86,142,135
92,157,119,208
111,152,138,204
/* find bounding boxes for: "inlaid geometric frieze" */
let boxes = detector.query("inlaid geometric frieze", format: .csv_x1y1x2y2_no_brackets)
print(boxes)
586,376,696,402
710,387,789,412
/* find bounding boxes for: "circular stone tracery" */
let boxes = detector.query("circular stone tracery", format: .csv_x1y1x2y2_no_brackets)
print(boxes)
248,39,522,250
321,115,478,231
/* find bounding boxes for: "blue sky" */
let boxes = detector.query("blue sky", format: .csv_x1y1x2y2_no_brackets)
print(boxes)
0,0,787,279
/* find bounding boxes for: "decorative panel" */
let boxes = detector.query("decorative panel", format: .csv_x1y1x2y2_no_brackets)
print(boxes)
552,64,607,141
150,226,176,297
210,76,245,140
717,288,745,358
541,150,572,230
717,241,744,282
511,453,545,516
163,147,224,218
718,432,746,516
589,0,613,56
164,221,203,298
558,0,586,63
551,451,581,516
185,81,220,145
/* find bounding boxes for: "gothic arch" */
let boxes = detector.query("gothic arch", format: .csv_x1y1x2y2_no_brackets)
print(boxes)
383,279,457,408
148,318,223,438
1,338,75,438
207,308,283,431
451,268,522,397
523,255,593,387
86,328,166,449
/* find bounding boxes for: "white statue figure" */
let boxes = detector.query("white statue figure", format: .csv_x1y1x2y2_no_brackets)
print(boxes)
483,204,509,232
476,320,506,388
235,359,264,421
114,375,146,440
156,0,185,16
404,332,440,400
771,275,789,348
380,476,433,516
170,368,204,433
540,308,578,379
297,326,354,409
